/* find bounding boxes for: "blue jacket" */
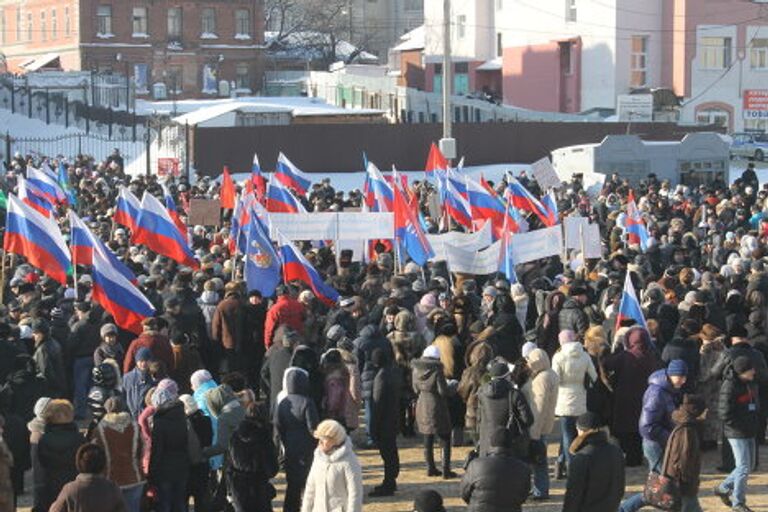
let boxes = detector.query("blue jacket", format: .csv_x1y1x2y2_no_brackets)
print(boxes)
123,367,155,419
193,379,223,470
639,369,682,445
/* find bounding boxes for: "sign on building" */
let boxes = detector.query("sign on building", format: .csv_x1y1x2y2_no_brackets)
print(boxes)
617,94,653,122
743,90,768,120
157,157,180,177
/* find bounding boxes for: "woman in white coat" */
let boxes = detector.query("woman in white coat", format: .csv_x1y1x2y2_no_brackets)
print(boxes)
301,419,363,512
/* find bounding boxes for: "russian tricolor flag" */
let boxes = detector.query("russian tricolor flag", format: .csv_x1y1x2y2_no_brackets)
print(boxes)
27,166,67,205
114,187,142,232
161,182,188,240
425,142,448,176
394,179,434,266
4,193,71,284
69,211,137,284
266,177,307,213
248,153,267,199
506,177,554,227
467,176,506,239
274,152,312,196
366,162,393,212
230,191,257,254
541,191,559,227
133,192,199,269
277,231,339,306
91,245,156,334
626,191,650,252
442,176,472,229
616,272,648,331
17,176,54,218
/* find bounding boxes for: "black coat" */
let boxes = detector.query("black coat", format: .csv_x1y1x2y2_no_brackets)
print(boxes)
274,368,319,460
719,371,760,439
260,344,293,408
661,337,700,389
558,299,589,337
562,431,625,512
37,422,85,511
371,364,402,441
67,314,101,359
354,326,393,401
149,400,190,484
227,416,278,512
710,343,768,384
476,379,533,457
460,449,531,512
0,357,47,422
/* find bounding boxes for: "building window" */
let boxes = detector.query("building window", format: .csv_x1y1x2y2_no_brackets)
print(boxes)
630,35,648,87
168,66,183,92
750,38,768,70
497,32,503,57
26,13,32,41
97,5,112,36
65,7,70,36
566,0,577,22
132,7,147,36
40,11,46,41
701,36,732,69
235,9,250,37
167,7,182,39
201,8,215,35
51,9,56,39
696,108,729,128
236,63,250,89
456,14,466,39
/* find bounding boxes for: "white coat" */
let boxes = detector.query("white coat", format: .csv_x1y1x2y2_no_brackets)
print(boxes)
301,437,363,512
551,341,596,417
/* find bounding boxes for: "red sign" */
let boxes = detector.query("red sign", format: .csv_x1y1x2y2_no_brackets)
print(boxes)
157,157,180,177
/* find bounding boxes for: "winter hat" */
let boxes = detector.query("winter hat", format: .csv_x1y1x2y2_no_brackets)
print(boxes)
179,394,199,415
667,359,689,377
413,490,446,512
730,323,748,339
326,325,346,343
488,362,510,379
419,293,437,308
100,323,117,338
576,411,605,431
313,419,347,446
558,329,576,345
510,283,527,302
422,345,440,360
733,356,754,375
482,286,498,298
521,341,537,359
33,397,52,419
151,378,179,408
190,369,213,390
135,347,153,362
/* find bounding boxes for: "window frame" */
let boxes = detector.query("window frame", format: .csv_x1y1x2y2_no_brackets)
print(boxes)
630,35,649,87
235,8,250,37
26,12,32,42
96,5,113,36
167,7,182,40
235,62,250,89
700,36,732,70
750,38,768,70
201,7,216,35
40,10,45,41
132,7,148,36
64,6,70,36
456,14,466,39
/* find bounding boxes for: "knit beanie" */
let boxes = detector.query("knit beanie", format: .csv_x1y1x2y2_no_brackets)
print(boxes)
190,369,213,390
667,359,688,377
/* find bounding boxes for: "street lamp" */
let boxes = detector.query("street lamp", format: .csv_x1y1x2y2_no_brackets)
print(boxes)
116,53,130,112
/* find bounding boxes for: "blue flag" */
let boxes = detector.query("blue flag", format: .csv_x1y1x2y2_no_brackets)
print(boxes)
244,211,282,297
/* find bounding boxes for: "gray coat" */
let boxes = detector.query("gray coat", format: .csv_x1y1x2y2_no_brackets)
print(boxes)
412,357,451,435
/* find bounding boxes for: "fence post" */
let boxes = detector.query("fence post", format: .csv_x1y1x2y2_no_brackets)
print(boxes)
77,135,82,156
27,89,32,118
5,132,11,169
85,102,90,135
108,108,113,139
65,100,69,128
145,121,151,177
132,112,137,142
45,88,50,125
10,86,14,114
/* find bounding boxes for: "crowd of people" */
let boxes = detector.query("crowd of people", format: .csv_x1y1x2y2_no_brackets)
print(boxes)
0,148,764,512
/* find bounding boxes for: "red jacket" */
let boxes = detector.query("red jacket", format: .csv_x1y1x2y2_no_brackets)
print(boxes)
123,331,174,374
263,296,305,348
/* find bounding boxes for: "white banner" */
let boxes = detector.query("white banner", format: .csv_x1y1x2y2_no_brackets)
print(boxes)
509,225,563,264
531,157,562,190
428,222,493,260
441,241,501,275
269,212,394,241
583,223,602,259
564,216,590,249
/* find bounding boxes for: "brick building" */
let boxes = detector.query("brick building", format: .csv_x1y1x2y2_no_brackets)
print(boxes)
0,0,265,99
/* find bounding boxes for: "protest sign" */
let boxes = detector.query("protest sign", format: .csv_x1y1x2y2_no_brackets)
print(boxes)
564,216,590,249
441,241,500,275
510,225,563,264
531,157,562,190
188,199,221,227
268,212,394,241
428,222,493,260
583,223,602,259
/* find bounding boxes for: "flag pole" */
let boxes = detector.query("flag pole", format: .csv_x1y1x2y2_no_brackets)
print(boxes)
579,222,587,275
0,250,6,304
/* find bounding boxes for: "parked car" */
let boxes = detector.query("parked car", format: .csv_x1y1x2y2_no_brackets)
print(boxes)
730,132,768,161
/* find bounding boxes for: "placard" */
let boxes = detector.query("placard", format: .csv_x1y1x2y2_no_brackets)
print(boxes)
564,216,590,249
428,222,493,260
583,223,602,259
531,157,562,190
268,212,394,241
509,225,563,264
157,157,180,177
187,198,221,227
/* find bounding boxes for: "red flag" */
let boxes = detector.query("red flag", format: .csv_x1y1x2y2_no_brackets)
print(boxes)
220,166,236,210
425,142,448,175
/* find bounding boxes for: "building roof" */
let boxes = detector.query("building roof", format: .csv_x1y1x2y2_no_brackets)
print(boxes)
476,57,502,71
20,53,61,72
391,25,425,52
264,31,378,64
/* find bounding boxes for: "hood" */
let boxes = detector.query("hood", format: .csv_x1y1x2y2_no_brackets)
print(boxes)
284,366,310,396
316,436,354,463
672,407,701,426
394,310,415,332
290,345,319,373
42,399,74,425
206,384,237,417
100,412,133,433
412,357,442,380
526,348,551,375
481,376,512,399
560,341,585,357
647,368,674,391
199,290,218,305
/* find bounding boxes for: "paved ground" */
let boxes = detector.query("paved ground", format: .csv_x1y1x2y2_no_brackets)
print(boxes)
15,424,768,511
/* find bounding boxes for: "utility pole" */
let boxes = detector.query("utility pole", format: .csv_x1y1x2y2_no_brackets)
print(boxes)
440,0,456,163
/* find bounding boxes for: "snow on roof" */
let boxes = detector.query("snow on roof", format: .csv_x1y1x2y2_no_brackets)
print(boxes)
264,31,378,63
476,57,502,71
138,96,384,122
391,25,425,52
